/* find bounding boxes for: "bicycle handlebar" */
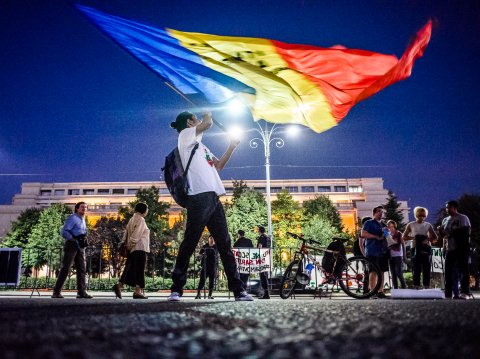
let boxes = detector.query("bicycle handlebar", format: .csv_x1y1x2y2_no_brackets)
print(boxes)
286,232,323,246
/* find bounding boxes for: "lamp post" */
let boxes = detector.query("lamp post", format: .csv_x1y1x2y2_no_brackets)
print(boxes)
248,120,285,245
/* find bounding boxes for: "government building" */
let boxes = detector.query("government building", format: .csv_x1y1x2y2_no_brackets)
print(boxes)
0,178,408,238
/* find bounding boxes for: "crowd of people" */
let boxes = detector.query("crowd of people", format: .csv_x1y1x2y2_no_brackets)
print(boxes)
49,110,474,301
359,202,473,299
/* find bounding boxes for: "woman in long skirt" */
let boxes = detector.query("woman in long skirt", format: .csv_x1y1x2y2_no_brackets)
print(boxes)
112,202,150,299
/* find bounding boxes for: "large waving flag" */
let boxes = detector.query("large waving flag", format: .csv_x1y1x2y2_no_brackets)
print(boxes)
77,5,431,133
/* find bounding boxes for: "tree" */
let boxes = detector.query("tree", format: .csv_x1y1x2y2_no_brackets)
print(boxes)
272,190,302,250
231,180,249,204
226,189,267,240
302,215,341,247
118,186,172,277
302,195,343,232
383,190,406,230
88,216,125,277
24,204,72,269
118,186,171,249
2,207,42,248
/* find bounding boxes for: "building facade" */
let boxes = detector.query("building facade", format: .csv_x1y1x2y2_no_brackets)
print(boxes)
0,178,408,238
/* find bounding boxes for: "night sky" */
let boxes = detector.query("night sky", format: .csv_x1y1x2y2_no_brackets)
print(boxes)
1,0,479,220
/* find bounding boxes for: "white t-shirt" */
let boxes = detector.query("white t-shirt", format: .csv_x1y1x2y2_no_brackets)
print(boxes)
178,127,225,196
405,221,434,248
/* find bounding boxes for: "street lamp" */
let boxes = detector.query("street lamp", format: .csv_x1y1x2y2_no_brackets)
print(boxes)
248,121,289,245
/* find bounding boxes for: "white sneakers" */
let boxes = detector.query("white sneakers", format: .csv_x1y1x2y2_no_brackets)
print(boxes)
459,293,474,300
234,291,254,301
167,292,181,302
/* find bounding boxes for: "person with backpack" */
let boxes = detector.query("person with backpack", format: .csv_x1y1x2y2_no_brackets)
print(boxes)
167,111,252,302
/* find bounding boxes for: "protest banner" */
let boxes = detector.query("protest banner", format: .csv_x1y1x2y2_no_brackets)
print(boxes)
232,248,271,273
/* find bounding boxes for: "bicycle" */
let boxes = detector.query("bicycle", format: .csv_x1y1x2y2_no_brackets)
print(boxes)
279,232,382,299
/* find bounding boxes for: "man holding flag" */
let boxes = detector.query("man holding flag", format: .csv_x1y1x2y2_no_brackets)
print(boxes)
167,111,253,302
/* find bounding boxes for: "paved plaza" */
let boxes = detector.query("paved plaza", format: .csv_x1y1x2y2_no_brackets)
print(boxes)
0,292,479,358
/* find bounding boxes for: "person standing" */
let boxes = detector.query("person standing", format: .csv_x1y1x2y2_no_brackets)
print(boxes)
195,236,218,299
167,111,252,302
233,230,254,288
361,206,388,298
52,202,92,299
256,225,271,299
440,200,473,299
387,220,406,289
112,202,150,299
402,206,437,289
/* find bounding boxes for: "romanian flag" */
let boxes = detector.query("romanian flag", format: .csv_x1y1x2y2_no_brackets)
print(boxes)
77,5,431,133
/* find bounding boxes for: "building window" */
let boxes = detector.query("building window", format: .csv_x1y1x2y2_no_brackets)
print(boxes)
127,189,139,195
225,187,234,193
301,186,315,193
253,187,266,193
348,186,363,193
83,189,95,195
270,187,282,193
317,186,331,192
112,189,125,195
40,190,51,196
284,186,298,193
68,189,80,195
97,189,110,195
160,188,170,194
334,186,347,192
54,189,65,196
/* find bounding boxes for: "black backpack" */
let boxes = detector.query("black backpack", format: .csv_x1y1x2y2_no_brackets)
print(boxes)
321,239,346,277
162,144,198,208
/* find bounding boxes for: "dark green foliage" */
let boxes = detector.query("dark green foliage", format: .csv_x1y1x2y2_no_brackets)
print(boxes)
302,195,343,232
383,190,406,231
226,189,267,240
2,207,42,248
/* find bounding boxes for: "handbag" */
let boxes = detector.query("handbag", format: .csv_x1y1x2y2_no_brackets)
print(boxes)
119,242,129,258
119,228,130,258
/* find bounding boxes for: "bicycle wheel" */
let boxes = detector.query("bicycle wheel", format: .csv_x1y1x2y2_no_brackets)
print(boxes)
279,259,302,299
338,256,382,299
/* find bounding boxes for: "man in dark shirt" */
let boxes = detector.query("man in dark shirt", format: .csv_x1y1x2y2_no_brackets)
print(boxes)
257,225,271,299
233,230,254,287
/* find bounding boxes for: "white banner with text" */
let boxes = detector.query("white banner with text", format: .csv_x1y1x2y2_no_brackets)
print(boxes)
232,248,271,273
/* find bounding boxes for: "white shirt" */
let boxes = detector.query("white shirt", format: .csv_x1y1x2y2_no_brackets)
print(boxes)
178,127,225,196
405,221,434,248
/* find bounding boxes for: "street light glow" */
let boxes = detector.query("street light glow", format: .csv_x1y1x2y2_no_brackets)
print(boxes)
286,125,300,136
228,125,244,140
227,99,246,114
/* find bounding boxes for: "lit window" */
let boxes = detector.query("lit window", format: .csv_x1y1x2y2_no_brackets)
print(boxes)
348,186,363,193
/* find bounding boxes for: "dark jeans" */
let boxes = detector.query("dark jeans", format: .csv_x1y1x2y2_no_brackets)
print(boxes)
197,266,216,292
412,250,431,287
389,256,406,289
445,249,470,298
260,271,269,294
171,192,244,296
239,273,250,288
53,240,86,295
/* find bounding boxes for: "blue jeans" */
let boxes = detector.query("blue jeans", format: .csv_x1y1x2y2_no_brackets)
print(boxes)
389,256,406,289
171,192,244,296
